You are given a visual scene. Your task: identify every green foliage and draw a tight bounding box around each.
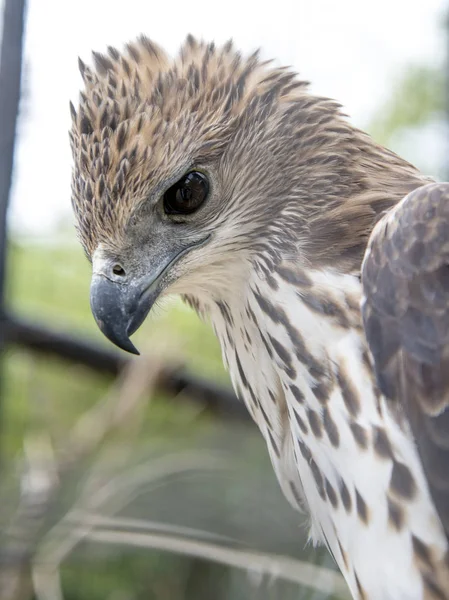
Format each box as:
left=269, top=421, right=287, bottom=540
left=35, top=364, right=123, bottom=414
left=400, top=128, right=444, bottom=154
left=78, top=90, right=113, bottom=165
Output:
left=367, top=64, right=445, bottom=147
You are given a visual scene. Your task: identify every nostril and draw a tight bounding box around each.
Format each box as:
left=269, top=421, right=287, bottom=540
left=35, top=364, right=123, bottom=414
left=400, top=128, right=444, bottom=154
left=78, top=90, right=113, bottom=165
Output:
left=112, top=264, right=126, bottom=277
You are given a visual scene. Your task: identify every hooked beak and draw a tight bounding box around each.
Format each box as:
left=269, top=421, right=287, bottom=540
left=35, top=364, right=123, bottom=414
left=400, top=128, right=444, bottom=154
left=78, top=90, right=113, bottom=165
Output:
left=90, top=273, right=156, bottom=355
left=90, top=236, right=210, bottom=355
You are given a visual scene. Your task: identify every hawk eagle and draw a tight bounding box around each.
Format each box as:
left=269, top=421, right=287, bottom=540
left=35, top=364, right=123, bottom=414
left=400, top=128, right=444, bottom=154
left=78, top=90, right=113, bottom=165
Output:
left=70, top=36, right=449, bottom=599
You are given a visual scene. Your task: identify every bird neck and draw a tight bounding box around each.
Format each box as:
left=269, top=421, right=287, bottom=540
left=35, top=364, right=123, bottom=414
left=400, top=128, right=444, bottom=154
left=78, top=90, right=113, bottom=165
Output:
left=197, top=260, right=447, bottom=600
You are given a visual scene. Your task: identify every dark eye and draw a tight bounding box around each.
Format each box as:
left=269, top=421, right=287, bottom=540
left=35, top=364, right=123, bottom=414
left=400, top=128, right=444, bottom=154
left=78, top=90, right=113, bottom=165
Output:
left=163, top=171, right=209, bottom=215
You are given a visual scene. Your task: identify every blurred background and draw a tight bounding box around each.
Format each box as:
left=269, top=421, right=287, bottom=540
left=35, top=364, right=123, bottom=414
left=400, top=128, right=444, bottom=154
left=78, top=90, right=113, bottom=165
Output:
left=0, top=0, right=448, bottom=598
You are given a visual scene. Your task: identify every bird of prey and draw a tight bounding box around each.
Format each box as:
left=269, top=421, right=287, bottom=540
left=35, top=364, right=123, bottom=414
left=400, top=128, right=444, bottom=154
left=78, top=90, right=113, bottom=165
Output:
left=69, top=36, right=449, bottom=599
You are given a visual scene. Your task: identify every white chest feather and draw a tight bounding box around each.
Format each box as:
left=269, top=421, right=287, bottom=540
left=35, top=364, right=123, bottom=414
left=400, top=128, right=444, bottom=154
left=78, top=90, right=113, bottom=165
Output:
left=203, top=265, right=448, bottom=600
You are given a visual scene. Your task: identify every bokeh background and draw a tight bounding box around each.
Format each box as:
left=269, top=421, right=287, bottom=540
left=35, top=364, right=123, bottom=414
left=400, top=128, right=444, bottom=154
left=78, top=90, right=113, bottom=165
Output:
left=1, top=1, right=448, bottom=598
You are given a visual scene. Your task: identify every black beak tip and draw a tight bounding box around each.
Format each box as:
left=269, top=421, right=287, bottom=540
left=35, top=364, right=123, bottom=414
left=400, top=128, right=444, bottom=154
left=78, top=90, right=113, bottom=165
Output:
left=127, top=344, right=141, bottom=356
left=95, top=317, right=141, bottom=356
left=119, top=338, right=141, bottom=356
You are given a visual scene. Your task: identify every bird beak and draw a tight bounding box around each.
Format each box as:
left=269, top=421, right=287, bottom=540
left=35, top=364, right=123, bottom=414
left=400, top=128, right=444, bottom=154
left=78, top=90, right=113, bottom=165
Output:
left=89, top=235, right=211, bottom=355
left=90, top=272, right=158, bottom=355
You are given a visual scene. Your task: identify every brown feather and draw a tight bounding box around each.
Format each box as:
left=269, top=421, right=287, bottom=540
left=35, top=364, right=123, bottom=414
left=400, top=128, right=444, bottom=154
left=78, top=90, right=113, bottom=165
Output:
left=362, top=183, right=449, bottom=546
left=70, top=35, right=430, bottom=267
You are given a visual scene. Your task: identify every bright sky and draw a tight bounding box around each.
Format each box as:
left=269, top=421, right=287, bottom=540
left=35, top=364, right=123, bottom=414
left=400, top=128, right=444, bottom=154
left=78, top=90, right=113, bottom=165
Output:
left=7, top=0, right=448, bottom=235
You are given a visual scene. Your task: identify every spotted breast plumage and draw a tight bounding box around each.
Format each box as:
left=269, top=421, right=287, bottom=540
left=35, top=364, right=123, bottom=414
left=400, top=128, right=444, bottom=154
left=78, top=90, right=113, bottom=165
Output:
left=69, top=35, right=449, bottom=599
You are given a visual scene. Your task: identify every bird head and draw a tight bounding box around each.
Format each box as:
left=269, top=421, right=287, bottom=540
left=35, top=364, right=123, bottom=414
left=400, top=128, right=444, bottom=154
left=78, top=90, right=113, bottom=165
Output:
left=70, top=35, right=424, bottom=354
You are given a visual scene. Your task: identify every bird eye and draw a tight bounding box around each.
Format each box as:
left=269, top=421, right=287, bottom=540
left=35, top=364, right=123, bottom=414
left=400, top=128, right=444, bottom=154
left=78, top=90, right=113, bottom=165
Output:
left=163, top=171, right=209, bottom=215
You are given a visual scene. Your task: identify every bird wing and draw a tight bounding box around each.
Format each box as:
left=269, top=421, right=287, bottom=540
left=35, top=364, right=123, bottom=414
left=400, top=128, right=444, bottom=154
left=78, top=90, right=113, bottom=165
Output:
left=361, top=182, right=449, bottom=541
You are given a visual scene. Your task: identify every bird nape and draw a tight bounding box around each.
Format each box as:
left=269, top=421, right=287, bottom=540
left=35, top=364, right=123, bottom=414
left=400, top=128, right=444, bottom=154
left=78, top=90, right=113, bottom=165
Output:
left=70, top=35, right=449, bottom=600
